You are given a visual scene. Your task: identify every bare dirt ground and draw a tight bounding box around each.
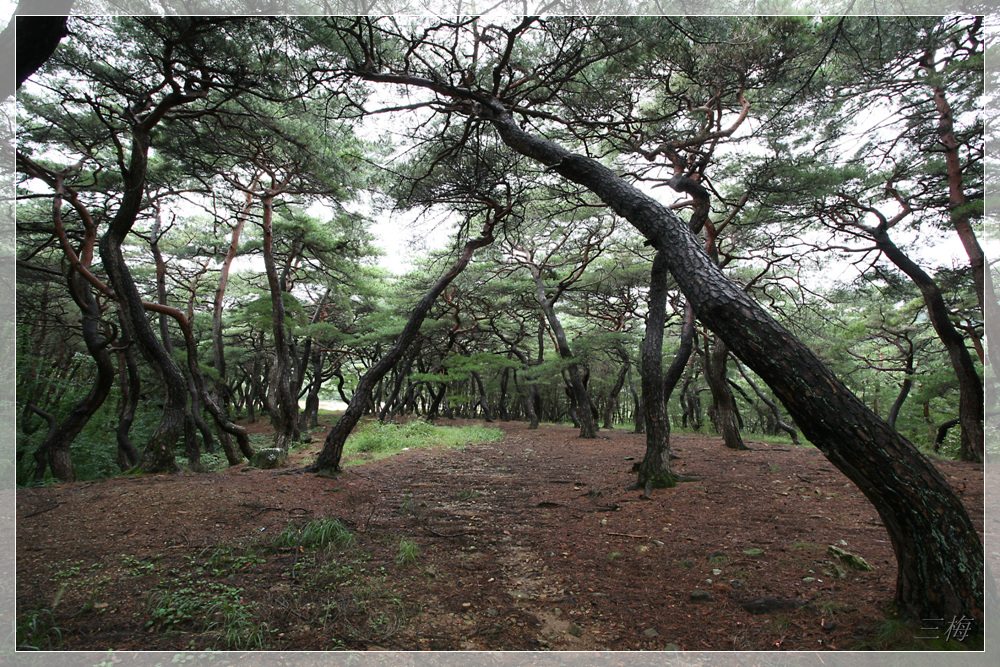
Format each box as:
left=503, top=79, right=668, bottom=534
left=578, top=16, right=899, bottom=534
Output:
left=15, top=418, right=986, bottom=652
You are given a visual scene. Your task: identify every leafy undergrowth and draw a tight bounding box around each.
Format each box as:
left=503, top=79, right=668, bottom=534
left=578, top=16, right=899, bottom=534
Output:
left=15, top=420, right=987, bottom=652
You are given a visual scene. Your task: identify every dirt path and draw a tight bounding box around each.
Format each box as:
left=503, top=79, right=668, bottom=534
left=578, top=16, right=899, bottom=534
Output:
left=15, top=420, right=986, bottom=651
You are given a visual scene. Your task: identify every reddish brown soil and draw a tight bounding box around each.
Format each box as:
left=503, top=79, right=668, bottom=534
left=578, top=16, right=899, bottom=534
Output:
left=15, top=419, right=985, bottom=652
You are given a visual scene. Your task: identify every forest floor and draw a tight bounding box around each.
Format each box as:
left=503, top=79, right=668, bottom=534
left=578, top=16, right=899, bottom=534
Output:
left=15, top=417, right=987, bottom=652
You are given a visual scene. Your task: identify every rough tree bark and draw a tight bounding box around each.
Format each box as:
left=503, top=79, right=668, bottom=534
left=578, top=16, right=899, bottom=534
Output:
left=633, top=250, right=677, bottom=490
left=887, top=343, right=915, bottom=431
left=113, top=312, right=141, bottom=471
left=96, top=85, right=209, bottom=474
left=261, top=191, right=300, bottom=451
left=13, top=15, right=69, bottom=89
left=211, top=185, right=256, bottom=462
left=922, top=37, right=985, bottom=313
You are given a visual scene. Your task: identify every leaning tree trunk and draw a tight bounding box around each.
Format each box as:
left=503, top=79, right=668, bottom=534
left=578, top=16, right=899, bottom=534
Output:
left=150, top=301, right=255, bottom=463
left=603, top=349, right=630, bottom=429
left=925, top=57, right=985, bottom=313
left=734, top=359, right=800, bottom=445
left=470, top=370, right=493, bottom=422
left=308, top=223, right=496, bottom=472
left=873, top=229, right=983, bottom=463
left=150, top=219, right=214, bottom=461
left=298, top=351, right=326, bottom=432
left=31, top=194, right=117, bottom=482
left=887, top=345, right=915, bottom=430
left=482, top=102, right=983, bottom=625
left=211, top=186, right=255, bottom=461
left=528, top=266, right=597, bottom=438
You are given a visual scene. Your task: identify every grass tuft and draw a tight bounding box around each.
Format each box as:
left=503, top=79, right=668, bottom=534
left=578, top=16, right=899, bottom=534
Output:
left=272, top=518, right=354, bottom=551
left=396, top=538, right=420, bottom=565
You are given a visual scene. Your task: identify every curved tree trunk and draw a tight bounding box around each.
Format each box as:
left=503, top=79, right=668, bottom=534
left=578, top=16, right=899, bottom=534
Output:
left=309, top=224, right=497, bottom=472
left=887, top=346, right=915, bottom=430
left=470, top=370, right=493, bottom=422
left=19, top=165, right=118, bottom=481
left=482, top=103, right=983, bottom=625
left=34, top=228, right=116, bottom=482
left=211, top=185, right=255, bottom=413
left=379, top=342, right=421, bottom=423
left=148, top=300, right=255, bottom=462
left=96, top=88, right=206, bottom=475
left=872, top=229, right=983, bottom=463
left=261, top=192, right=300, bottom=451
left=924, top=52, right=985, bottom=313
left=298, top=350, right=326, bottom=432
left=27, top=403, right=57, bottom=482
left=12, top=16, right=69, bottom=90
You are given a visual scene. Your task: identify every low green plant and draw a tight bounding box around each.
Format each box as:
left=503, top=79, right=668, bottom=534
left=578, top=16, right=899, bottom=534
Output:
left=146, top=581, right=269, bottom=650
left=396, top=538, right=420, bottom=565
left=193, top=544, right=266, bottom=577
left=51, top=561, right=84, bottom=582
left=607, top=551, right=623, bottom=561
left=272, top=518, right=354, bottom=551
left=16, top=606, right=66, bottom=649
left=120, top=554, right=160, bottom=576
left=400, top=493, right=414, bottom=512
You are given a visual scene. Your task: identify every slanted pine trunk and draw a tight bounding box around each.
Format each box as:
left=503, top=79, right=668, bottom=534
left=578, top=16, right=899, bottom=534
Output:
left=34, top=197, right=116, bottom=482
left=924, top=49, right=985, bottom=312
left=309, top=225, right=496, bottom=472
left=484, top=103, right=983, bottom=625
left=603, top=350, right=630, bottom=429
left=873, top=229, right=983, bottom=462
left=734, top=359, right=800, bottom=445
left=528, top=266, right=596, bottom=438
